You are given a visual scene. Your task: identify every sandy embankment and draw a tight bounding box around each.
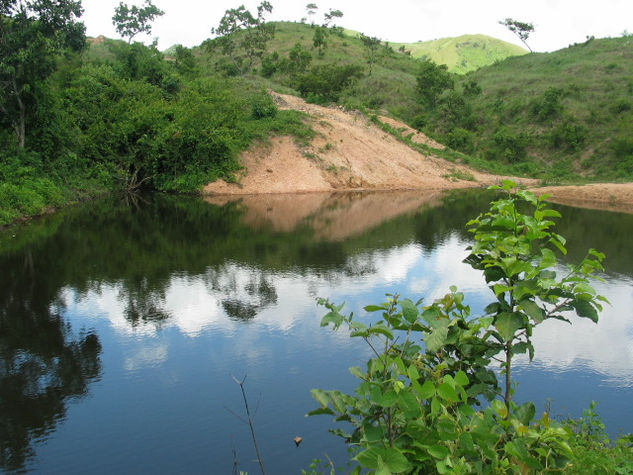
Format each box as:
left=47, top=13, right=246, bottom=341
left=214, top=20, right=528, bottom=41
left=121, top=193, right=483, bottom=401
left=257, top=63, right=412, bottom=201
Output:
left=204, top=92, right=633, bottom=214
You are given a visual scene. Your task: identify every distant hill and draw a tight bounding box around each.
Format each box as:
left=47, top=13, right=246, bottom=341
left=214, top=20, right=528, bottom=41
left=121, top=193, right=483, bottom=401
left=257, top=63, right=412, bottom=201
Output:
left=392, top=34, right=527, bottom=74
left=342, top=30, right=527, bottom=73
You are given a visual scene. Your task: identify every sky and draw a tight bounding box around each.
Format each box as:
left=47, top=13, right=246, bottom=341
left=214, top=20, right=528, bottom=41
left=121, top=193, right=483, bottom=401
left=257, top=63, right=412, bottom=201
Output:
left=81, top=0, right=633, bottom=52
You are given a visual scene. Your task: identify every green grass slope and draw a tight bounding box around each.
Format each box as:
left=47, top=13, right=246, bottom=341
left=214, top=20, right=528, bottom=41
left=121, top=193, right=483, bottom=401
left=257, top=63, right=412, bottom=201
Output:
left=341, top=30, right=527, bottom=74
left=450, top=36, right=633, bottom=180
left=392, top=34, right=527, bottom=74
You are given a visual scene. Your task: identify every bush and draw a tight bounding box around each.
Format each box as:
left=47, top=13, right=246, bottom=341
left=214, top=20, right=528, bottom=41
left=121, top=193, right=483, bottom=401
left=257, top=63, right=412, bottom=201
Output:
left=444, top=128, right=475, bottom=153
left=530, top=87, right=564, bottom=122
left=310, top=183, right=612, bottom=474
left=489, top=128, right=529, bottom=162
left=296, top=64, right=364, bottom=103
left=549, top=120, right=588, bottom=151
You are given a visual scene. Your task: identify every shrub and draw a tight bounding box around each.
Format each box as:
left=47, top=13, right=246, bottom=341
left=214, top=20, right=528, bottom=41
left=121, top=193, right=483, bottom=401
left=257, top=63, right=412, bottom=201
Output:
left=530, top=87, right=564, bottom=122
left=549, top=120, right=588, bottom=151
left=296, top=64, right=364, bottom=104
left=444, top=128, right=475, bottom=153
left=310, top=183, right=610, bottom=474
left=489, top=128, right=529, bottom=163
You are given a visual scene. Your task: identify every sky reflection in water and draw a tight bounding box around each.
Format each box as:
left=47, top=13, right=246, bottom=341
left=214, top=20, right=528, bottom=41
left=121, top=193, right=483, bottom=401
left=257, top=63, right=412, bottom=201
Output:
left=2, top=190, right=632, bottom=473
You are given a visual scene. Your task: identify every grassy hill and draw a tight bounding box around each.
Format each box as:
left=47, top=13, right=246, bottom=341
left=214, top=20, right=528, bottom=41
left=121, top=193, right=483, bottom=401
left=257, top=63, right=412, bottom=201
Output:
left=442, top=36, right=633, bottom=180
left=340, top=30, right=526, bottom=74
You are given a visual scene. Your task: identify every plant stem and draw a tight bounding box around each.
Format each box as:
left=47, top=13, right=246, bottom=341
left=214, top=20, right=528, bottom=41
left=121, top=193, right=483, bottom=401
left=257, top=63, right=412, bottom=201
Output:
left=232, top=375, right=266, bottom=475
left=504, top=342, right=512, bottom=414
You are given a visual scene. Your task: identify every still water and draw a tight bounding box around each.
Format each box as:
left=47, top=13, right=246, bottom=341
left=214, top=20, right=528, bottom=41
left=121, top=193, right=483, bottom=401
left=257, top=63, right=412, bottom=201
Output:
left=1, top=190, right=632, bottom=473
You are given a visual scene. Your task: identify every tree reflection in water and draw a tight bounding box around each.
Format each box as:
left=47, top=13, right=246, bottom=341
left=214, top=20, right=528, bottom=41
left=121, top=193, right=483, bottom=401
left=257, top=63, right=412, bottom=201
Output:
left=0, top=249, right=102, bottom=472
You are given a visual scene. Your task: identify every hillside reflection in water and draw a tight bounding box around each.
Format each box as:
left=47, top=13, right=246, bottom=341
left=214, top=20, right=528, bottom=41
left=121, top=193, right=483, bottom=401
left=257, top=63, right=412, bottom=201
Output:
left=1, top=190, right=632, bottom=474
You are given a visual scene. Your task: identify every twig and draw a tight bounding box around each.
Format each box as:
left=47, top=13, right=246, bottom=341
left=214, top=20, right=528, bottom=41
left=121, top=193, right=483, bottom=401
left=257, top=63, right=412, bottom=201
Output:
left=231, top=374, right=266, bottom=475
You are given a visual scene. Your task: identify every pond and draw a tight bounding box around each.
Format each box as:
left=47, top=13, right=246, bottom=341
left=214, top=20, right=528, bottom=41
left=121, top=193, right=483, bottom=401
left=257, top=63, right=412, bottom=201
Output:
left=1, top=189, right=632, bottom=474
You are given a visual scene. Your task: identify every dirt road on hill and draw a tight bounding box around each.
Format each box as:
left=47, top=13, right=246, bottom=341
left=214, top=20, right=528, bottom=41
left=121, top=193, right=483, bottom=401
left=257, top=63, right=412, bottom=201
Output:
left=203, top=92, right=633, bottom=214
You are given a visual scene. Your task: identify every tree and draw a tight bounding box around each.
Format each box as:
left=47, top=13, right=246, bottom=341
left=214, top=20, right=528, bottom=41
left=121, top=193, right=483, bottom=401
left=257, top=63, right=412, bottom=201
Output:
left=310, top=183, right=608, bottom=473
left=312, top=25, right=327, bottom=56
left=112, top=0, right=164, bottom=44
left=359, top=33, right=381, bottom=76
left=305, top=2, right=317, bottom=26
left=0, top=0, right=85, bottom=148
left=210, top=1, right=274, bottom=74
left=322, top=8, right=342, bottom=27
left=499, top=17, right=534, bottom=53
left=416, top=60, right=454, bottom=108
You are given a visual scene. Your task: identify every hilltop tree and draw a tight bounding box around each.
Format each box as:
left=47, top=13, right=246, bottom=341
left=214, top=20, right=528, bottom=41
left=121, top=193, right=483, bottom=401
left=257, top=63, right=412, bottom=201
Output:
left=0, top=0, right=85, bottom=148
left=112, top=0, right=164, bottom=43
left=322, top=8, right=342, bottom=27
left=499, top=17, right=534, bottom=52
left=210, top=1, right=275, bottom=74
left=306, top=3, right=317, bottom=26
left=359, top=34, right=381, bottom=76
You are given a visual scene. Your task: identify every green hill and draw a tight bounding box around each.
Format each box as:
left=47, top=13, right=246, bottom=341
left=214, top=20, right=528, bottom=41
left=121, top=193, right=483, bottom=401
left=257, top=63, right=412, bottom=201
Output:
left=438, top=36, right=633, bottom=180
left=392, top=34, right=527, bottom=74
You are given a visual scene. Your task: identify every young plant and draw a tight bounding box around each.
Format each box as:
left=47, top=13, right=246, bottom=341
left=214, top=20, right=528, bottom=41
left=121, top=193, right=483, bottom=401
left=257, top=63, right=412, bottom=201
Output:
left=464, top=181, right=607, bottom=409
left=309, top=183, right=608, bottom=473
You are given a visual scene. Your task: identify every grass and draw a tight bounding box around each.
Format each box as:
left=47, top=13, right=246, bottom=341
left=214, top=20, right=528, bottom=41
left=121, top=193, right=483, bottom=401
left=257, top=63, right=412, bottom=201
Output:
left=449, top=36, right=633, bottom=181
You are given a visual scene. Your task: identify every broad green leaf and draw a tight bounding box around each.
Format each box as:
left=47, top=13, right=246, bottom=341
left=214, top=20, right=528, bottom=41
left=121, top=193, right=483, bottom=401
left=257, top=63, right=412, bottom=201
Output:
left=425, top=326, right=448, bottom=353
left=368, top=325, right=394, bottom=339
left=407, top=364, right=420, bottom=382
left=419, top=380, right=435, bottom=400
left=437, top=382, right=459, bottom=403
left=494, top=312, right=524, bottom=342
left=514, top=402, right=536, bottom=425
left=571, top=299, right=599, bottom=322
left=349, top=366, right=365, bottom=379
left=454, top=370, right=469, bottom=387
left=311, top=388, right=331, bottom=407
left=355, top=447, right=410, bottom=473
left=364, top=305, right=386, bottom=312
left=400, top=298, right=419, bottom=323
left=427, top=444, right=449, bottom=459
left=320, top=311, right=342, bottom=327
left=518, top=300, right=545, bottom=323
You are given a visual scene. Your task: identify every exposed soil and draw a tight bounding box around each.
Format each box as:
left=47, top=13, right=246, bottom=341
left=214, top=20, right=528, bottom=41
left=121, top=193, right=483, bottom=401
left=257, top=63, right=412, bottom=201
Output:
left=203, top=92, right=633, bottom=214
left=533, top=183, right=633, bottom=214
left=203, top=92, right=535, bottom=195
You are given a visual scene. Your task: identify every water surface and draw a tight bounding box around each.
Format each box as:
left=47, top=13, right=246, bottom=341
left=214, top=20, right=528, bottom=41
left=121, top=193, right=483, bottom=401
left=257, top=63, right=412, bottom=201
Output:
left=1, top=190, right=632, bottom=473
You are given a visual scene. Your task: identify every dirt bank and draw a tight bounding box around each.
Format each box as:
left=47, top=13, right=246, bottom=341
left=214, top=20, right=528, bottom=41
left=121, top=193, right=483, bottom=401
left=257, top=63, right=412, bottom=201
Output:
left=203, top=92, right=633, bottom=214
left=203, top=92, right=535, bottom=195
left=533, top=183, right=633, bottom=214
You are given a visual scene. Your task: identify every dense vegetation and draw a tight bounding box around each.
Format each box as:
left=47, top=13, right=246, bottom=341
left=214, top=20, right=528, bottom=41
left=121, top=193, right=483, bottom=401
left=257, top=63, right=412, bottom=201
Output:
left=0, top=3, right=312, bottom=227
left=309, top=184, right=633, bottom=474
left=3, top=1, right=633, bottom=226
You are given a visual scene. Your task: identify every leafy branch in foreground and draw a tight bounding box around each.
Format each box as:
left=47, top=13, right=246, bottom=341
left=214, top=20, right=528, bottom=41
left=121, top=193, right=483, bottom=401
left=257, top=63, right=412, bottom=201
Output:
left=309, top=182, right=611, bottom=474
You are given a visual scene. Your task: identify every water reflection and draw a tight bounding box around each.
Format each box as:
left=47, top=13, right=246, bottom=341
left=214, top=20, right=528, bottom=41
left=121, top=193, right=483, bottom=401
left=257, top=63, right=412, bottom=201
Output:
left=0, top=248, right=102, bottom=472
left=1, top=189, right=633, bottom=472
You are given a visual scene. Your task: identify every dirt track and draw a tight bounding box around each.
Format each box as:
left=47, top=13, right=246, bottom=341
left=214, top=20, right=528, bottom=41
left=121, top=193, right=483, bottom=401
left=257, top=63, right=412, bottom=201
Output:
left=204, top=93, right=633, bottom=214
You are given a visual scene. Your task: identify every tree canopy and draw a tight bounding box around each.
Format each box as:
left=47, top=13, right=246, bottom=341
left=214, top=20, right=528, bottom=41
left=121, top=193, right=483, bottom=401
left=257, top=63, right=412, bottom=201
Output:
left=112, top=0, right=164, bottom=43
left=0, top=0, right=85, bottom=148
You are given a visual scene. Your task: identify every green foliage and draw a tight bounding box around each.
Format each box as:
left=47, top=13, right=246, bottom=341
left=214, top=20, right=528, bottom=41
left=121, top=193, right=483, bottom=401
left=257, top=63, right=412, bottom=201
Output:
left=530, top=87, right=564, bottom=122
left=489, top=128, right=528, bottom=163
left=310, top=184, right=611, bottom=474
left=111, top=0, right=164, bottom=43
left=499, top=18, right=535, bottom=53
left=0, top=0, right=85, bottom=148
left=296, top=64, right=363, bottom=104
left=416, top=61, right=455, bottom=108
left=549, top=120, right=587, bottom=151
left=210, top=1, right=275, bottom=75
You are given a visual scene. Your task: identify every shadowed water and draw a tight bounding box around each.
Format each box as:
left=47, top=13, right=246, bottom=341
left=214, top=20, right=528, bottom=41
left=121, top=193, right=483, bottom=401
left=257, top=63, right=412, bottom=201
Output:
left=1, top=190, right=632, bottom=474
